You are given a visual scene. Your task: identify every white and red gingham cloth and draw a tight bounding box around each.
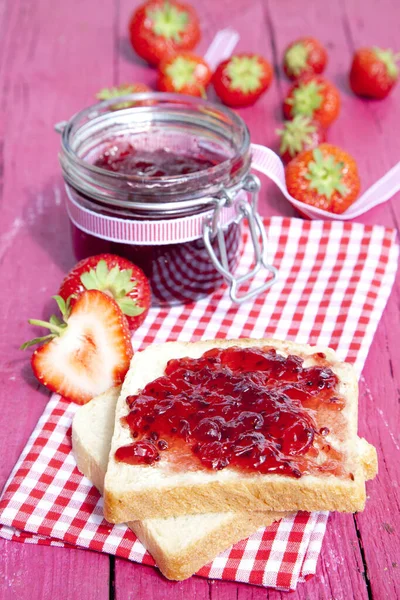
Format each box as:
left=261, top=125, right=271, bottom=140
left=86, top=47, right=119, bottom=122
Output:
left=0, top=217, right=398, bottom=591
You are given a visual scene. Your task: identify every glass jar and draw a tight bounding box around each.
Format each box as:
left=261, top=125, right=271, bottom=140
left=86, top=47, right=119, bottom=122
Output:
left=57, top=93, right=276, bottom=306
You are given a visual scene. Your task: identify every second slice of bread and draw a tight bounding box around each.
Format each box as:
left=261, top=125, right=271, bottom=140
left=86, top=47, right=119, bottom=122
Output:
left=104, top=338, right=378, bottom=523
left=72, top=388, right=285, bottom=580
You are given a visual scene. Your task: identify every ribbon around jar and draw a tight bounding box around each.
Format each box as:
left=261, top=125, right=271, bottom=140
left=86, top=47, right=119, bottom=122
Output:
left=65, top=187, right=242, bottom=245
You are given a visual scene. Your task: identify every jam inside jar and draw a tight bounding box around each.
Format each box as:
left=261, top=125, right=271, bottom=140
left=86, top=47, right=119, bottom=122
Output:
left=93, top=143, right=220, bottom=176
left=59, top=93, right=254, bottom=306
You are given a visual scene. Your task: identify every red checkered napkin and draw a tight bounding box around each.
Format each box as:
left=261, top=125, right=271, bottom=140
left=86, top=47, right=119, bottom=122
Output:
left=0, top=217, right=397, bottom=591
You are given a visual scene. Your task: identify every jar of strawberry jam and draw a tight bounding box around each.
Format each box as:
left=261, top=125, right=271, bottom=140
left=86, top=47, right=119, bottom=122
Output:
left=57, top=93, right=277, bottom=306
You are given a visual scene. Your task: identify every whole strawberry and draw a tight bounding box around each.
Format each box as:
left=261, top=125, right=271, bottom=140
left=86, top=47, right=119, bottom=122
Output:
left=157, top=52, right=212, bottom=97
left=276, top=115, right=326, bottom=164
left=350, top=47, right=400, bottom=99
left=96, top=83, right=152, bottom=110
left=283, top=37, right=328, bottom=80
left=212, top=53, right=273, bottom=107
left=129, top=0, right=200, bottom=66
left=283, top=74, right=340, bottom=128
left=285, top=144, right=360, bottom=214
left=59, top=255, right=151, bottom=332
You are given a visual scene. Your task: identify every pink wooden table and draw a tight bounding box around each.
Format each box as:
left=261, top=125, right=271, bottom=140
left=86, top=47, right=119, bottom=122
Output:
left=1, top=0, right=399, bottom=598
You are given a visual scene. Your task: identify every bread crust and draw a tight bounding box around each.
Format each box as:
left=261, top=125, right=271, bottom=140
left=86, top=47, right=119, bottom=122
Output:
left=130, top=511, right=281, bottom=581
left=104, top=338, right=378, bottom=522
left=104, top=469, right=367, bottom=522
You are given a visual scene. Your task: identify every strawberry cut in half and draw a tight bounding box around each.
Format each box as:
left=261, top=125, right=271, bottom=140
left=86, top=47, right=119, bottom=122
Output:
left=21, top=291, right=133, bottom=405
left=212, top=53, right=273, bottom=107
left=59, top=255, right=151, bottom=332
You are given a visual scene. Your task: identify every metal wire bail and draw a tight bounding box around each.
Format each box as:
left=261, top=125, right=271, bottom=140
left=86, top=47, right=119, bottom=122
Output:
left=203, top=174, right=278, bottom=303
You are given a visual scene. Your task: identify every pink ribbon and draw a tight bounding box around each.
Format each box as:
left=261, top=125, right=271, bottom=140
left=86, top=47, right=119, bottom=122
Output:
left=66, top=187, right=242, bottom=245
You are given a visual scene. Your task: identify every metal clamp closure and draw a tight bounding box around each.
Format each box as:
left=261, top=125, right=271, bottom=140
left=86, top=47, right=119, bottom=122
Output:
left=203, top=174, right=278, bottom=304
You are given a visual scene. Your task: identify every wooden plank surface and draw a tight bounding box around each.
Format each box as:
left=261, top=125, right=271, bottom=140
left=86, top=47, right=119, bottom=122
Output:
left=0, top=0, right=399, bottom=599
left=338, top=5, right=400, bottom=599
left=0, top=0, right=114, bottom=597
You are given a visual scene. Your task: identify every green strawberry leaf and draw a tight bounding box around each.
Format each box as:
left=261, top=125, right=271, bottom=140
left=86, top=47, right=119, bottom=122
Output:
left=287, top=81, right=323, bottom=117
left=95, top=260, right=109, bottom=285
left=52, top=295, right=67, bottom=317
left=148, top=2, right=189, bottom=42
left=118, top=297, right=145, bottom=317
left=20, top=334, right=56, bottom=350
left=106, top=265, right=121, bottom=288
left=21, top=296, right=71, bottom=349
left=226, top=56, right=265, bottom=94
left=285, top=42, right=309, bottom=77
left=304, top=148, right=349, bottom=199
left=96, top=84, right=148, bottom=109
left=80, top=271, right=99, bottom=290
left=373, top=47, right=400, bottom=80
left=79, top=261, right=141, bottom=308
left=50, top=315, right=64, bottom=327
left=276, top=115, right=317, bottom=157
left=165, top=56, right=198, bottom=91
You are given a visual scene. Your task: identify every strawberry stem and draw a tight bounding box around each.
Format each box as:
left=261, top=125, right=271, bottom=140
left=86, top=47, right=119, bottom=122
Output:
left=28, top=319, right=64, bottom=335
left=148, top=2, right=189, bottom=41
left=304, top=148, right=349, bottom=199
left=21, top=296, right=72, bottom=350
left=373, top=47, right=399, bottom=80
left=287, top=81, right=323, bottom=117
left=226, top=56, right=265, bottom=93
left=165, top=56, right=199, bottom=91
left=20, top=334, right=56, bottom=350
left=285, top=43, right=309, bottom=77
left=276, top=115, right=317, bottom=157
left=96, top=84, right=148, bottom=109
left=79, top=260, right=144, bottom=318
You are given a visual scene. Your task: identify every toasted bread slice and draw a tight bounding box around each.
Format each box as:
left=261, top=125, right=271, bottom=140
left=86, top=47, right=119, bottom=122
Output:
left=104, top=339, right=378, bottom=522
left=72, top=388, right=285, bottom=580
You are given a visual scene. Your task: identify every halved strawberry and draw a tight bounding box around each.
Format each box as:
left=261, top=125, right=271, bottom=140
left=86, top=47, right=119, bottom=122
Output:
left=21, top=291, right=133, bottom=405
left=59, top=255, right=151, bottom=332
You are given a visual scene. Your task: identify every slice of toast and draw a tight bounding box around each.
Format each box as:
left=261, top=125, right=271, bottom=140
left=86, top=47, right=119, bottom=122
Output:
left=104, top=339, right=378, bottom=522
left=72, top=388, right=286, bottom=580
